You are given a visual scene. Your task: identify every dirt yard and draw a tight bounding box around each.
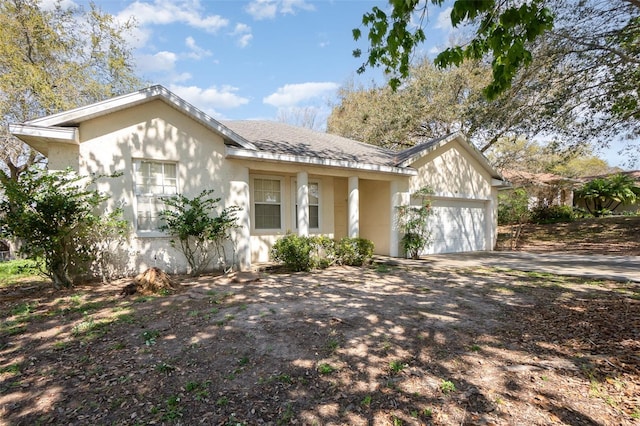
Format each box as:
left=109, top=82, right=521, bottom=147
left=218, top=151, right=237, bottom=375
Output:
left=1, top=260, right=638, bottom=425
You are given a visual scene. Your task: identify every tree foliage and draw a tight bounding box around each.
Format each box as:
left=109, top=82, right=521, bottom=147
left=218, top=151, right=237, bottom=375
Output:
left=0, top=0, right=142, bottom=180
left=575, top=174, right=640, bottom=216
left=353, top=0, right=553, bottom=97
left=352, top=1, right=640, bottom=161
left=0, top=167, right=126, bottom=288
left=159, top=190, right=240, bottom=276
left=328, top=60, right=491, bottom=150
left=497, top=188, right=530, bottom=250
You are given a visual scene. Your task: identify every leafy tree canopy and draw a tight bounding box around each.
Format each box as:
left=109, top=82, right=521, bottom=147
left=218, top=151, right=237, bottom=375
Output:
left=0, top=0, right=143, bottom=180
left=345, top=1, right=639, bottom=163
left=353, top=0, right=554, bottom=97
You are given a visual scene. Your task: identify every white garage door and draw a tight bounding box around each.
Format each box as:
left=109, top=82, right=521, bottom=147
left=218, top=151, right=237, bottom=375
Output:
left=421, top=198, right=488, bottom=255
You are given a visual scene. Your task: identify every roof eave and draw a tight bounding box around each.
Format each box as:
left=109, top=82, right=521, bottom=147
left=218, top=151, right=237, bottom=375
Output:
left=226, top=147, right=417, bottom=176
left=9, top=124, right=79, bottom=156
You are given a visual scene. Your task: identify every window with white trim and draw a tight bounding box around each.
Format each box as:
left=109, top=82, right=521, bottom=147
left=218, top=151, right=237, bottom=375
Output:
left=134, top=160, right=178, bottom=232
left=253, top=177, right=282, bottom=230
left=295, top=181, right=320, bottom=229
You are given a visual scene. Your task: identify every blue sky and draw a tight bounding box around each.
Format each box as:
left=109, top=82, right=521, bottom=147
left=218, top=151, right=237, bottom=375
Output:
left=51, top=0, right=632, bottom=168
left=85, top=0, right=454, bottom=126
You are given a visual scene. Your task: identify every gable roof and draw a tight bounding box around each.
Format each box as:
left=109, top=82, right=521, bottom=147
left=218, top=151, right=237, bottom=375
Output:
left=10, top=85, right=256, bottom=150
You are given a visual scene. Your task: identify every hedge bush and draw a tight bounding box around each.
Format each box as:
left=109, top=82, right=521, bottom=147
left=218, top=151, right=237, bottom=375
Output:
left=271, top=235, right=374, bottom=271
left=335, top=237, right=374, bottom=266
left=529, top=205, right=577, bottom=224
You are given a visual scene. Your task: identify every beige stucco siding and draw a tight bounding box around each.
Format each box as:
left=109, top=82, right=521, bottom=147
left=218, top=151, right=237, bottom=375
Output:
left=359, top=179, right=390, bottom=255
left=74, top=100, right=239, bottom=274
left=409, top=141, right=492, bottom=199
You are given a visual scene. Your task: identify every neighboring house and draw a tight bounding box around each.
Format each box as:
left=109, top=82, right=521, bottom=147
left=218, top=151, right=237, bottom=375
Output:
left=500, top=169, right=579, bottom=209
left=574, top=170, right=640, bottom=214
left=9, top=85, right=507, bottom=274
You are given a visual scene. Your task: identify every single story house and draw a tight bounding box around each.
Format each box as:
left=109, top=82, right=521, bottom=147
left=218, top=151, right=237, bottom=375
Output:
left=500, top=169, right=580, bottom=209
left=9, top=85, right=507, bottom=274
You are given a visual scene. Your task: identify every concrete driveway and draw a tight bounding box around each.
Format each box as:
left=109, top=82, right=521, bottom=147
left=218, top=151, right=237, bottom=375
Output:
left=382, top=251, right=640, bottom=283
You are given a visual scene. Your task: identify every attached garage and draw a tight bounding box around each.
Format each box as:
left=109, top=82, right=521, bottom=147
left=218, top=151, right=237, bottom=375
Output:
left=422, top=198, right=489, bottom=254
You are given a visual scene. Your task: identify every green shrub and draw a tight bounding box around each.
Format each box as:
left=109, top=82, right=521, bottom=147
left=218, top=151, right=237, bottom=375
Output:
left=335, top=237, right=374, bottom=266
left=271, top=234, right=315, bottom=272
left=271, top=235, right=374, bottom=271
left=530, top=205, right=576, bottom=224
left=0, top=259, right=40, bottom=276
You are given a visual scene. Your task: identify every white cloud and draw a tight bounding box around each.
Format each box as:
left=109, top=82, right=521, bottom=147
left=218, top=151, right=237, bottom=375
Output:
left=185, top=36, right=212, bottom=60
left=169, top=84, right=250, bottom=110
left=117, top=0, right=229, bottom=33
left=245, top=0, right=315, bottom=20
left=280, top=0, right=315, bottom=15
left=237, top=33, right=254, bottom=48
left=136, top=51, right=178, bottom=74
left=232, top=23, right=253, bottom=48
left=434, top=6, right=453, bottom=31
left=263, top=82, right=339, bottom=108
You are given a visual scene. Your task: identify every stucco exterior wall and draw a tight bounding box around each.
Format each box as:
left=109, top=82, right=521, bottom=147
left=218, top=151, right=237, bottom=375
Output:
left=359, top=179, right=391, bottom=255
left=75, top=100, right=240, bottom=274
left=406, top=139, right=498, bottom=253
left=409, top=141, right=492, bottom=199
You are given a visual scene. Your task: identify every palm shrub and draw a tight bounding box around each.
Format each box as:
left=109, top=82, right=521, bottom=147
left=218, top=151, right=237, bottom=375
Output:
left=575, top=174, right=640, bottom=217
left=159, top=190, right=240, bottom=276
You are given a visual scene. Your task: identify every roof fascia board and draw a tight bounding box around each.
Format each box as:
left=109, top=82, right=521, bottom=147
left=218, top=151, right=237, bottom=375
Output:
left=226, top=147, right=417, bottom=176
left=395, top=133, right=459, bottom=168
left=9, top=124, right=78, bottom=144
left=26, top=86, right=257, bottom=151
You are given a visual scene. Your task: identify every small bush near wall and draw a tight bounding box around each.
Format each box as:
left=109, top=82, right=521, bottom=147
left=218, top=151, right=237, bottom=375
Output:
left=271, top=235, right=374, bottom=272
left=335, top=237, right=374, bottom=266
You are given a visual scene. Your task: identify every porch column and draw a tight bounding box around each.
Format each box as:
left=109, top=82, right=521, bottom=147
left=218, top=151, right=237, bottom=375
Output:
left=390, top=180, right=409, bottom=257
left=297, top=171, right=309, bottom=236
left=229, top=167, right=251, bottom=271
left=348, top=176, right=359, bottom=237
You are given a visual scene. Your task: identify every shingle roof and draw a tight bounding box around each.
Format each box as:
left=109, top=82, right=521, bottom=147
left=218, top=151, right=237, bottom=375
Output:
left=222, top=120, right=397, bottom=166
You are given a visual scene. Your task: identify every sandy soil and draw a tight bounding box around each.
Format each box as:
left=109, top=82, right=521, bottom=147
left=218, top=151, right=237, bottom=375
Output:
left=1, top=262, right=638, bottom=425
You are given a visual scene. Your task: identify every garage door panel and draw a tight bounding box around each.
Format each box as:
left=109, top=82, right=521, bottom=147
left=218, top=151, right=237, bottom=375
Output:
left=420, top=199, right=487, bottom=255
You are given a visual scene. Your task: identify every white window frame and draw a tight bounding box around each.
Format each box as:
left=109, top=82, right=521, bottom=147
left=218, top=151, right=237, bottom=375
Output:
left=251, top=175, right=285, bottom=232
left=133, top=159, right=178, bottom=235
left=292, top=179, right=321, bottom=231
